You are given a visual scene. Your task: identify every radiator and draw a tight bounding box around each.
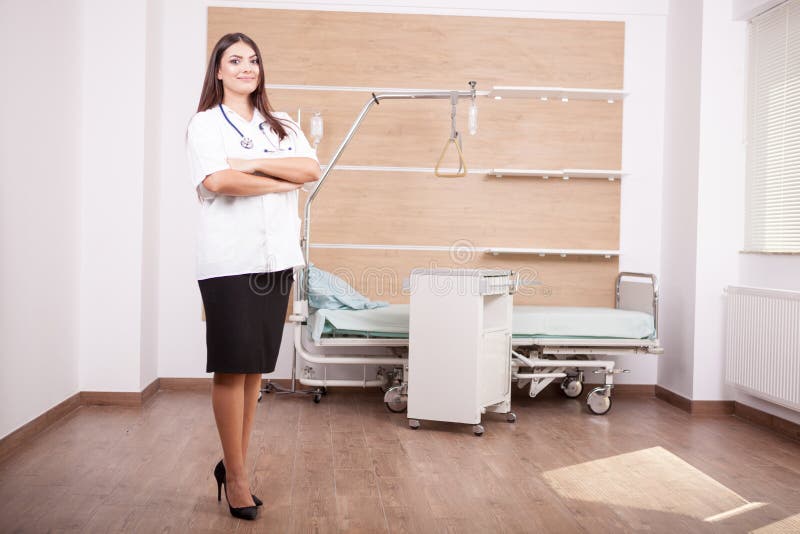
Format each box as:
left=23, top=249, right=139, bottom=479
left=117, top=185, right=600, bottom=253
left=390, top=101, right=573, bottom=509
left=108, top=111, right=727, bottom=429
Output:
left=725, top=286, right=800, bottom=411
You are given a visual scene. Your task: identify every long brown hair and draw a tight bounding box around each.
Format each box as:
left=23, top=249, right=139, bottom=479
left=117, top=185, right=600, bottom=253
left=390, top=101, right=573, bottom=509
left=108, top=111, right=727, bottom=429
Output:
left=197, top=33, right=289, bottom=140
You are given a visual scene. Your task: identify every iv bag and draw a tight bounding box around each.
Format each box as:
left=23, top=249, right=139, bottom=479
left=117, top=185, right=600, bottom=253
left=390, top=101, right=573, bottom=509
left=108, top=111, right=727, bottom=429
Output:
left=310, top=112, right=324, bottom=147
left=468, top=102, right=478, bottom=135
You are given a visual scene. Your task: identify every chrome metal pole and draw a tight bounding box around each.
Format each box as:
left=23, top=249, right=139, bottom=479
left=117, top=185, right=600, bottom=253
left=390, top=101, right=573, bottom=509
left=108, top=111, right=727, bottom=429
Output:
left=299, top=86, right=477, bottom=303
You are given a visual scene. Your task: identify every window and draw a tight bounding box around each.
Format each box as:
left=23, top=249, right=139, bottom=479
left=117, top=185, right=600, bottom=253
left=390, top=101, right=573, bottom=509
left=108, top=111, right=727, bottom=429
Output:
left=745, top=0, right=800, bottom=253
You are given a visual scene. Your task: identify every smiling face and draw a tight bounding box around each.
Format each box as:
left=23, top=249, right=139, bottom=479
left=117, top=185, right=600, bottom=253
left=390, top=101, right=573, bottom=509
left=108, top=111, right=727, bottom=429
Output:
left=216, top=41, right=261, bottom=98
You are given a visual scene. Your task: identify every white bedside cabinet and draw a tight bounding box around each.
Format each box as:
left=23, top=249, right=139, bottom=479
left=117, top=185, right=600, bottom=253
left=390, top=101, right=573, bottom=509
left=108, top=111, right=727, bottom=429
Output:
left=407, top=268, right=516, bottom=436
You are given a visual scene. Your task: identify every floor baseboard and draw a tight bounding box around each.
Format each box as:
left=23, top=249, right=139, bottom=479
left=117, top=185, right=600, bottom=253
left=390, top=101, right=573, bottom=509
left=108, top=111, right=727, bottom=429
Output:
left=158, top=377, right=213, bottom=391
left=157, top=377, right=300, bottom=391
left=1, top=378, right=161, bottom=461
left=80, top=378, right=161, bottom=407
left=80, top=391, right=145, bottom=407
left=733, top=402, right=800, bottom=442
left=653, top=386, right=800, bottom=441
left=0, top=393, right=81, bottom=463
left=142, top=378, right=160, bottom=404
left=655, top=385, right=735, bottom=415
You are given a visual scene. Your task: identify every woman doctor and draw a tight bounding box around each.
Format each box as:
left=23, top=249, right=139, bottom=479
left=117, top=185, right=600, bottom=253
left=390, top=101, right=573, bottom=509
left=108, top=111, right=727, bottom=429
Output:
left=186, top=32, right=320, bottom=521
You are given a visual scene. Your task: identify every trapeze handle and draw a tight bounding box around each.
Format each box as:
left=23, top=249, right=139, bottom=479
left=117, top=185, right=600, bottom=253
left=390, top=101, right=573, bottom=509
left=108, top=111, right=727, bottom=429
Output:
left=434, top=136, right=468, bottom=178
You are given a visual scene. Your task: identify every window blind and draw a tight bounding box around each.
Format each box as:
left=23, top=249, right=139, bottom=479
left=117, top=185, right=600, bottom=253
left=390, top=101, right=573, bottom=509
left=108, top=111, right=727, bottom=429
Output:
left=745, top=0, right=800, bottom=253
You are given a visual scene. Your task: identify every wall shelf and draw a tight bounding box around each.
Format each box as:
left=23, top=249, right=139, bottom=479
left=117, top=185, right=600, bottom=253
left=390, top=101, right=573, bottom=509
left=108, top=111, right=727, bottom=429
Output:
left=488, top=86, right=627, bottom=102
left=319, top=166, right=627, bottom=181
left=484, top=247, right=619, bottom=258
left=311, top=244, right=619, bottom=258
left=489, top=169, right=627, bottom=181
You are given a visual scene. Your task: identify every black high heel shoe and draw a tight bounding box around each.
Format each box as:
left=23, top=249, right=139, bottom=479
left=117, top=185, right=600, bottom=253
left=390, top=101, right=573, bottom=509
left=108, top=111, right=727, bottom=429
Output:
left=215, top=460, right=263, bottom=506
left=213, top=461, right=258, bottom=520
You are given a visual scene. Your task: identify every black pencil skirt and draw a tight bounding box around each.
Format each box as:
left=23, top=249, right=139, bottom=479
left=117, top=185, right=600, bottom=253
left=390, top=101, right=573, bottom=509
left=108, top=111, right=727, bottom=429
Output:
left=198, top=268, right=294, bottom=374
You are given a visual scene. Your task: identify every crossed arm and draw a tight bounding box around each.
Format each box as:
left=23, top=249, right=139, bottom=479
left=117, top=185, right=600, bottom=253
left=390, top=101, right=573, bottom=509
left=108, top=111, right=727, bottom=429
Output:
left=201, top=157, right=321, bottom=196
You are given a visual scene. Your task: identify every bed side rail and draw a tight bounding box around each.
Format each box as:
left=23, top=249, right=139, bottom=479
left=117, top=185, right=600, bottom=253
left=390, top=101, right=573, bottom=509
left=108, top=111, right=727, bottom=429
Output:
left=615, top=272, right=659, bottom=339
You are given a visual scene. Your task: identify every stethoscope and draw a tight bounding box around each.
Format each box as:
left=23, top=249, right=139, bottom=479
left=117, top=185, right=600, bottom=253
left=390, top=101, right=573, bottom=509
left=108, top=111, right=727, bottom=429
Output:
left=219, top=104, right=295, bottom=153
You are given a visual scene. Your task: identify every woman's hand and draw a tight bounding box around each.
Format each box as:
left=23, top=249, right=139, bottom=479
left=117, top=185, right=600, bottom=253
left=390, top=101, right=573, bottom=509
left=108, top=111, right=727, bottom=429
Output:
left=202, top=170, right=305, bottom=196
left=274, top=180, right=303, bottom=193
left=227, top=158, right=257, bottom=174
left=244, top=157, right=320, bottom=184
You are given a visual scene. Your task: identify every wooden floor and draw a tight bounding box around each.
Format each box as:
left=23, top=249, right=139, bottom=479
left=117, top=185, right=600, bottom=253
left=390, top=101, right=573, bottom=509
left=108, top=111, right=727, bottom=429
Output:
left=1, top=388, right=799, bottom=533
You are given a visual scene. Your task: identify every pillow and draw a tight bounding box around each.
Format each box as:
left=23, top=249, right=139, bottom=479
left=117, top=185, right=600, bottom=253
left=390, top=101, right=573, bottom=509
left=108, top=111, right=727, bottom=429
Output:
left=307, top=264, right=389, bottom=310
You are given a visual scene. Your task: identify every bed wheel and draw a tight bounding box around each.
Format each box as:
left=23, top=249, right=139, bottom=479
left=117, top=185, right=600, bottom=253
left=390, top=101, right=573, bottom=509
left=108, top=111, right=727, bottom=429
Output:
left=408, top=419, right=420, bottom=430
left=385, top=401, right=406, bottom=413
left=473, top=424, right=485, bottom=436
left=257, top=392, right=262, bottom=403
left=383, top=385, right=407, bottom=413
left=560, top=377, right=584, bottom=399
left=321, top=387, right=328, bottom=396
left=313, top=393, right=322, bottom=404
left=587, top=387, right=612, bottom=415
left=506, top=412, right=516, bottom=423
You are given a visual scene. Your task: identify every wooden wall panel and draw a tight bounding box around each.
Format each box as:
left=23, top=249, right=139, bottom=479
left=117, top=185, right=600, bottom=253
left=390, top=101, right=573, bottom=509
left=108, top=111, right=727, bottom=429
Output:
left=267, top=90, right=623, bottom=170
left=306, top=171, right=620, bottom=250
left=208, top=9, right=625, bottom=89
left=310, top=249, right=619, bottom=307
left=207, top=8, right=627, bottom=307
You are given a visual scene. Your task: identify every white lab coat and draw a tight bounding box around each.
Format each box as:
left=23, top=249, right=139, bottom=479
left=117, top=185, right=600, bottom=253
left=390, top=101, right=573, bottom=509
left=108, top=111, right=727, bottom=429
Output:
left=186, top=104, right=319, bottom=280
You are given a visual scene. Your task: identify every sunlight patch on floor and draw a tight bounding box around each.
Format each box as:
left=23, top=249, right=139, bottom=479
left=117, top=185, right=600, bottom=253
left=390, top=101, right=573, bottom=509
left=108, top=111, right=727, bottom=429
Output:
left=542, top=446, right=762, bottom=521
left=750, top=513, right=800, bottom=533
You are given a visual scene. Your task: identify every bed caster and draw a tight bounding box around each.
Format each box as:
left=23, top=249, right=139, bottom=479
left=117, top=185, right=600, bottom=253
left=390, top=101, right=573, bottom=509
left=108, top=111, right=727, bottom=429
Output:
left=408, top=419, right=420, bottom=430
left=320, top=387, right=328, bottom=396
left=506, top=412, right=516, bottom=423
left=472, top=424, right=485, bottom=436
left=586, top=387, right=612, bottom=415
left=257, top=392, right=263, bottom=403
left=383, top=385, right=407, bottom=413
left=560, top=377, right=583, bottom=399
left=313, top=393, right=322, bottom=404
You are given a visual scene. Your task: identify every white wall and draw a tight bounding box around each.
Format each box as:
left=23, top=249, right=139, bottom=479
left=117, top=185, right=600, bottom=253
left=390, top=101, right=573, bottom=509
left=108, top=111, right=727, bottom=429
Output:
left=157, top=0, right=669, bottom=384
left=691, top=0, right=747, bottom=400
left=77, top=0, right=148, bottom=392
left=156, top=0, right=208, bottom=379
left=657, top=0, right=703, bottom=399
left=657, top=0, right=751, bottom=402
left=140, top=0, right=164, bottom=390
left=0, top=0, right=83, bottom=438
left=659, top=0, right=800, bottom=425
left=739, top=255, right=800, bottom=291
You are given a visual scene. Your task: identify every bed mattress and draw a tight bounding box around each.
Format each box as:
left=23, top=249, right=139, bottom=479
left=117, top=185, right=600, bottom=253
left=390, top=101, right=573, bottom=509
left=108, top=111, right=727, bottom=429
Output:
left=309, top=304, right=655, bottom=342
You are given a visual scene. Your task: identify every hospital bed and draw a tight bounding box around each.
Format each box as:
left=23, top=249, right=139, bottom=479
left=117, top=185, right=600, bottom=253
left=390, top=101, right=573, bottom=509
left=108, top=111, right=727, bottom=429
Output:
left=290, top=271, right=661, bottom=415
left=271, top=85, right=662, bottom=416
